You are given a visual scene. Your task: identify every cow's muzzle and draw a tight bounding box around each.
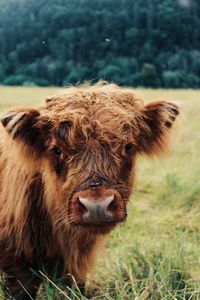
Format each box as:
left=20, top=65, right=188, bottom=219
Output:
left=69, top=187, right=126, bottom=228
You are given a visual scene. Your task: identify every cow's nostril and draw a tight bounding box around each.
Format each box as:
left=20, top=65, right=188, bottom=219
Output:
left=77, top=197, right=88, bottom=213
left=107, top=197, right=116, bottom=212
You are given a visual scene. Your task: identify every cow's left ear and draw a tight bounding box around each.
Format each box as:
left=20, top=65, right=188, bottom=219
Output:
left=137, top=100, right=180, bottom=156
left=0, top=108, right=52, bottom=153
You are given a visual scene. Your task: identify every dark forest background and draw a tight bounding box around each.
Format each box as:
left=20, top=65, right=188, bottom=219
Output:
left=0, top=0, right=200, bottom=88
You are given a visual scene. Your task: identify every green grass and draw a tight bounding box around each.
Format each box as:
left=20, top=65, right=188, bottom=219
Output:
left=0, top=86, right=200, bottom=299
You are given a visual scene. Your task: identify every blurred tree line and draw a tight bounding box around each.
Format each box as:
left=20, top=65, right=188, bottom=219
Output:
left=0, top=0, right=200, bottom=87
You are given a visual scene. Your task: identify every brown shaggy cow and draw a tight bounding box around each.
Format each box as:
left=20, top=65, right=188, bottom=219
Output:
left=0, top=82, right=179, bottom=299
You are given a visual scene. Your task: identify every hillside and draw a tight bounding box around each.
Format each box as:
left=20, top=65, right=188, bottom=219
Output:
left=0, top=0, right=200, bottom=87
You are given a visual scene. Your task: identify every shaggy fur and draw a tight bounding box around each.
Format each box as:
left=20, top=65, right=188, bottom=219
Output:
left=0, top=82, right=179, bottom=299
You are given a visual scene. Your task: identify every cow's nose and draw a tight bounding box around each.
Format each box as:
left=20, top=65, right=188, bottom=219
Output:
left=78, top=195, right=115, bottom=224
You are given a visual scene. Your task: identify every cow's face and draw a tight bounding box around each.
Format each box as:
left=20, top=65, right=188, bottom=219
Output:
left=0, top=86, right=179, bottom=234
left=45, top=113, right=137, bottom=234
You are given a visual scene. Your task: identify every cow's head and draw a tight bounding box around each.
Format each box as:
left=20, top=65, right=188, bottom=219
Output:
left=0, top=84, right=179, bottom=234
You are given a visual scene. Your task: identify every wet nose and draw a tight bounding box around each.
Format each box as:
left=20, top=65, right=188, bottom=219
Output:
left=78, top=195, right=115, bottom=224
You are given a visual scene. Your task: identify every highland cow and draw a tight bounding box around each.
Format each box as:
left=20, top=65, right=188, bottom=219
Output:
left=0, top=83, right=179, bottom=299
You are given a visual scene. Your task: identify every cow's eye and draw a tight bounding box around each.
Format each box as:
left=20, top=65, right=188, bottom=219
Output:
left=125, top=143, right=133, bottom=153
left=52, top=146, right=61, bottom=156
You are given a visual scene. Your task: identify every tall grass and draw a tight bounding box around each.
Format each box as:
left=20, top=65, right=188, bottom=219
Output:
left=0, top=87, right=200, bottom=299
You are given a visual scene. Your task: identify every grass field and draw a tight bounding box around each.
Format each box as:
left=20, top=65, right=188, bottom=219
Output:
left=0, top=86, right=200, bottom=299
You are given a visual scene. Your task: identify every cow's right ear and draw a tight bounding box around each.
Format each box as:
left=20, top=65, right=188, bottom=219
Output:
left=135, top=100, right=179, bottom=156
left=0, top=108, right=52, bottom=153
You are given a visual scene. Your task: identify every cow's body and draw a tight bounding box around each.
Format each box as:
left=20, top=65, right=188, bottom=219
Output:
left=0, top=141, right=100, bottom=297
left=0, top=83, right=179, bottom=299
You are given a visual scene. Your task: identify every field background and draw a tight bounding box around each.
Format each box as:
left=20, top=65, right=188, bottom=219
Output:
left=0, top=87, right=200, bottom=299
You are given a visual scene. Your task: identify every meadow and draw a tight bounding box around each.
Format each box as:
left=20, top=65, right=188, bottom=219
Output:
left=0, top=86, right=200, bottom=299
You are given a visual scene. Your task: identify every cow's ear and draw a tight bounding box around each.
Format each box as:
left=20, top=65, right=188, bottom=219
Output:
left=0, top=108, right=52, bottom=153
left=137, top=100, right=180, bottom=156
